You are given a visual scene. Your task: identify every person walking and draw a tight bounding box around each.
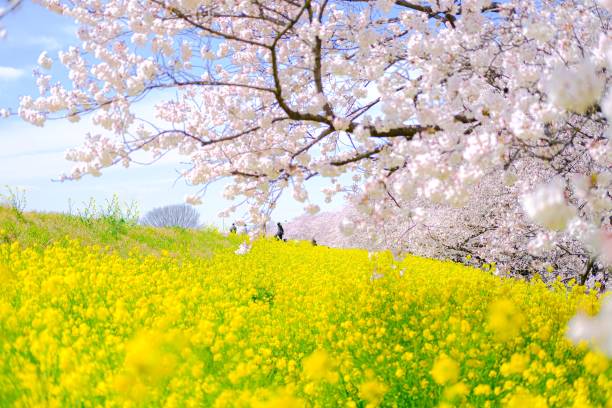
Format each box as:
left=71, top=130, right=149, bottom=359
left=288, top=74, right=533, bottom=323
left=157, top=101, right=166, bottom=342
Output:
left=274, top=222, right=284, bottom=241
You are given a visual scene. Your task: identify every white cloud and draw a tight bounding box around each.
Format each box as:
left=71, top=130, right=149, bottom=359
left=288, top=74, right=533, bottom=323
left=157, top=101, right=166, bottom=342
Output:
left=0, top=66, right=24, bottom=81
left=0, top=119, right=87, bottom=157
left=0, top=150, right=71, bottom=181
left=22, top=35, right=63, bottom=50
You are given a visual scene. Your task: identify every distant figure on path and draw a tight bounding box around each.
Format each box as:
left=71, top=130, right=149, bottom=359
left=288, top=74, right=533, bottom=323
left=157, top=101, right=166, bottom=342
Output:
left=311, top=237, right=317, bottom=246
left=229, top=223, right=237, bottom=233
left=274, top=222, right=284, bottom=240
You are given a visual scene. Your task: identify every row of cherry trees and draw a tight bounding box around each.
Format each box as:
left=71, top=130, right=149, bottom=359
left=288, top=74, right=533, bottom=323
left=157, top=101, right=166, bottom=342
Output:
left=290, top=163, right=608, bottom=286
left=6, top=0, right=612, bottom=283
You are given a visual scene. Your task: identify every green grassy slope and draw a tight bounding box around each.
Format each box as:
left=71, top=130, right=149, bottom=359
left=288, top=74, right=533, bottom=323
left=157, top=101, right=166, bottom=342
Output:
left=0, top=206, right=239, bottom=257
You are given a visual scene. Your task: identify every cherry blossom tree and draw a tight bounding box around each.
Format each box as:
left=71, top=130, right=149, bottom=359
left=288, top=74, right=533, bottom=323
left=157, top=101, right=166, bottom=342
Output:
left=16, top=0, right=612, bottom=281
left=0, top=0, right=22, bottom=38
left=285, top=208, right=361, bottom=248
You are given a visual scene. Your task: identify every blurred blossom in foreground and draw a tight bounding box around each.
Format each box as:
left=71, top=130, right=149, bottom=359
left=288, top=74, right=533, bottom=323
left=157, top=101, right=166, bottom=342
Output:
left=235, top=242, right=251, bottom=255
left=567, top=297, right=612, bottom=357
left=339, top=218, right=355, bottom=236
left=37, top=51, right=53, bottom=70
left=526, top=231, right=555, bottom=256
left=545, top=60, right=605, bottom=114
left=184, top=195, right=202, bottom=206
left=521, top=179, right=575, bottom=231
left=600, top=225, right=612, bottom=265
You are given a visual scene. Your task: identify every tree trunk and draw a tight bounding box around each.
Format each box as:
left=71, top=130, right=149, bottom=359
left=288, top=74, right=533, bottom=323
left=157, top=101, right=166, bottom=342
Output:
left=579, top=258, right=595, bottom=286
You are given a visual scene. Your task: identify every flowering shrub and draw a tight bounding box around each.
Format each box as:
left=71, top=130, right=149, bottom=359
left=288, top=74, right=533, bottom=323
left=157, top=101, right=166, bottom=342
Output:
left=0, top=238, right=610, bottom=406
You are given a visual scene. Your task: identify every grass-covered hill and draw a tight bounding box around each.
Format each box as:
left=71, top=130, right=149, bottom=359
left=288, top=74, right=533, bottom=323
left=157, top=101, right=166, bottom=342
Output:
left=0, top=205, right=238, bottom=257
left=0, top=208, right=610, bottom=407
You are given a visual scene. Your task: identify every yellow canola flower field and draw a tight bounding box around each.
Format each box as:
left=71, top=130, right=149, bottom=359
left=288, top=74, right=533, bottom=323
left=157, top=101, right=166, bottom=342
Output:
left=0, top=238, right=610, bottom=407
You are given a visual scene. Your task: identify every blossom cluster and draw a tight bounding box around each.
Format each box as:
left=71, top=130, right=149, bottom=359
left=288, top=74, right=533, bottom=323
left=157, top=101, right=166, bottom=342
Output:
left=0, top=237, right=610, bottom=406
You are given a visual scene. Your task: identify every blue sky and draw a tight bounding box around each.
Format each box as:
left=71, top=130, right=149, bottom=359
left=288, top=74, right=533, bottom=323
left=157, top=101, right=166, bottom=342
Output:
left=0, top=2, right=345, bottom=228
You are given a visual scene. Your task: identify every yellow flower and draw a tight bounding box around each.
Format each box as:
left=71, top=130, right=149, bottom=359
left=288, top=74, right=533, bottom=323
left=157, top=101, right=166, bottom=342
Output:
left=443, top=382, right=469, bottom=400
left=505, top=389, right=548, bottom=408
left=254, top=391, right=305, bottom=408
left=302, top=349, right=338, bottom=383
left=474, top=384, right=491, bottom=395
left=488, top=299, right=524, bottom=342
left=431, top=354, right=460, bottom=385
left=394, top=367, right=405, bottom=378
left=358, top=379, right=388, bottom=407
left=583, top=351, right=609, bottom=375
left=123, top=331, right=175, bottom=383
left=500, top=353, right=530, bottom=377
left=303, top=381, right=316, bottom=396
